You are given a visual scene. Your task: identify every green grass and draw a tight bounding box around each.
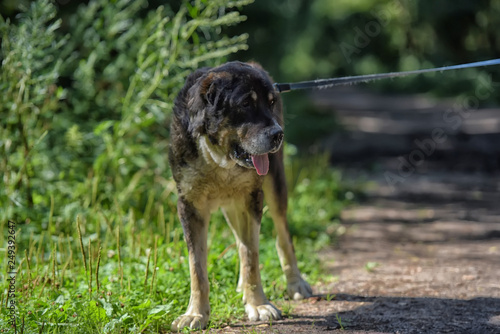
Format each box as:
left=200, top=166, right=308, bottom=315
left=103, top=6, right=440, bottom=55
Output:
left=0, top=148, right=357, bottom=333
left=336, top=314, right=346, bottom=331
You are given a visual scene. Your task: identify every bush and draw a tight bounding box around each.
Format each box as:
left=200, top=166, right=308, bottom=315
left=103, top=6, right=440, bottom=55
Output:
left=0, top=0, right=251, bottom=228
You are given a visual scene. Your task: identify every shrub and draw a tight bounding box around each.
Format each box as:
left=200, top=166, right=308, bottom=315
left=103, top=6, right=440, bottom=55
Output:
left=0, top=0, right=251, bottom=229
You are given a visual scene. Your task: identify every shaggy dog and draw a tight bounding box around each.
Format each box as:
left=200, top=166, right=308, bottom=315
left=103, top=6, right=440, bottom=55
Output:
left=169, top=61, right=312, bottom=331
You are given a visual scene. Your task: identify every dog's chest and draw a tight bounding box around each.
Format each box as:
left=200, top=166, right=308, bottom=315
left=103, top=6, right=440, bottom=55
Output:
left=180, top=163, right=261, bottom=210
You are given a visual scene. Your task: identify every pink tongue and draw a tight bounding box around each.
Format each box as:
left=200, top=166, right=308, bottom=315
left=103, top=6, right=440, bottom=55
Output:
left=251, top=154, right=269, bottom=176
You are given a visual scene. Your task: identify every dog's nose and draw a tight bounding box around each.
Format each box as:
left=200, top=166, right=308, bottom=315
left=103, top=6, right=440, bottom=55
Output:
left=269, top=127, right=284, bottom=150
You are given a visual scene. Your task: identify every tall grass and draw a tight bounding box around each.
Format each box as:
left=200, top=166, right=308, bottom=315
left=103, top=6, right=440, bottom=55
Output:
left=1, top=146, right=354, bottom=333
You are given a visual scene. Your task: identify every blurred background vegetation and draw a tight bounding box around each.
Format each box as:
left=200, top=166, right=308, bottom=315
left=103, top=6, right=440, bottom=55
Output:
left=231, top=0, right=500, bottom=85
left=229, top=0, right=500, bottom=146
left=1, top=0, right=499, bottom=332
left=1, top=0, right=251, bottom=225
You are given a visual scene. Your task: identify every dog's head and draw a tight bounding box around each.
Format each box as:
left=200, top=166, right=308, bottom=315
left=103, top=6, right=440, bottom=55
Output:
left=187, top=61, right=284, bottom=176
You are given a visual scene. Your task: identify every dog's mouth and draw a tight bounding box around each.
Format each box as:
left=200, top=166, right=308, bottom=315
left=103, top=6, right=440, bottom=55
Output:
left=232, top=144, right=270, bottom=176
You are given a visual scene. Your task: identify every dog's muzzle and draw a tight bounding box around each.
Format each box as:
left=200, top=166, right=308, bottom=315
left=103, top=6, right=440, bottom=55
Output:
left=268, top=126, right=284, bottom=153
left=232, top=125, right=284, bottom=176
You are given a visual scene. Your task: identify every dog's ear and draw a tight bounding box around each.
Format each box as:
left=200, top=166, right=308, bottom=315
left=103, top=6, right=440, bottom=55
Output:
left=199, top=71, right=232, bottom=105
left=200, top=72, right=217, bottom=105
left=187, top=71, right=231, bottom=137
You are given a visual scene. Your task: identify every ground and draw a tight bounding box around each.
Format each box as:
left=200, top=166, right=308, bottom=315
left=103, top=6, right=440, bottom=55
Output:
left=210, top=88, right=500, bottom=334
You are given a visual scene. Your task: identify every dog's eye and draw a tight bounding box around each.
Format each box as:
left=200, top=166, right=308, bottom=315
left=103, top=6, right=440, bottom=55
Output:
left=242, top=98, right=252, bottom=108
left=269, top=98, right=275, bottom=106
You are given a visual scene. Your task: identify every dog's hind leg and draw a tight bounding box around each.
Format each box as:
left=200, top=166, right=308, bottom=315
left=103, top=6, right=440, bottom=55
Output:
left=263, top=150, right=313, bottom=300
left=222, top=191, right=282, bottom=322
left=171, top=197, right=211, bottom=331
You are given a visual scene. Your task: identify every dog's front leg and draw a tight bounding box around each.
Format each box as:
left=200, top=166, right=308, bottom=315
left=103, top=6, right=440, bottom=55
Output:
left=171, top=197, right=211, bottom=331
left=222, top=191, right=282, bottom=322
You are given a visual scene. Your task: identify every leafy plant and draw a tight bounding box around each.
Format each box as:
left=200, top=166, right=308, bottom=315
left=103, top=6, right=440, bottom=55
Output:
left=0, top=0, right=65, bottom=221
left=0, top=0, right=251, bottom=228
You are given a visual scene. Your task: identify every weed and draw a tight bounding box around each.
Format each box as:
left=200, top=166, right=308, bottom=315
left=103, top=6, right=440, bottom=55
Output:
left=325, top=293, right=336, bottom=302
left=365, top=261, right=380, bottom=272
left=336, top=313, right=346, bottom=330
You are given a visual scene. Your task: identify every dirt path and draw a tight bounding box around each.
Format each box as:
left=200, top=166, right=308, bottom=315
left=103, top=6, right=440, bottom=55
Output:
left=315, top=169, right=500, bottom=333
left=215, top=168, right=500, bottom=334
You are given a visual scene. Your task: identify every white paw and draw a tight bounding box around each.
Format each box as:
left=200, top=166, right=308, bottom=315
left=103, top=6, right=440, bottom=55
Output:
left=287, top=277, right=313, bottom=300
left=245, top=302, right=282, bottom=322
left=171, top=313, right=208, bottom=332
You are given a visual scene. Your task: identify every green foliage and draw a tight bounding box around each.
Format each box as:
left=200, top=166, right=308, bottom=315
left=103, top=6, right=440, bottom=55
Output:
left=285, top=151, right=351, bottom=244
left=0, top=0, right=353, bottom=333
left=235, top=0, right=500, bottom=89
left=1, top=0, right=65, bottom=221
left=0, top=0, right=250, bottom=226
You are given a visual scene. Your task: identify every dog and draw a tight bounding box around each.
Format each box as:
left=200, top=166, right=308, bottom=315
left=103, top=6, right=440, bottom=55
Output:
left=168, top=61, right=312, bottom=331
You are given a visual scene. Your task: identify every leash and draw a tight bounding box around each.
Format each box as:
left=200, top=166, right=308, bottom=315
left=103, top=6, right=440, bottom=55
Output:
left=274, top=58, right=500, bottom=93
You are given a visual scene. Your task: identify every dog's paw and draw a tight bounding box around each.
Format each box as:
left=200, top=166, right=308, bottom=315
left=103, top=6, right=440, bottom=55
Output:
left=171, top=314, right=208, bottom=332
left=245, top=302, right=282, bottom=322
left=287, top=277, right=313, bottom=300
